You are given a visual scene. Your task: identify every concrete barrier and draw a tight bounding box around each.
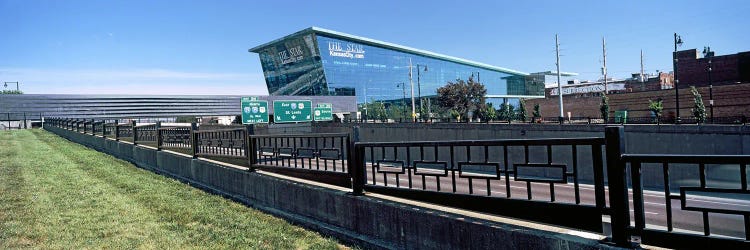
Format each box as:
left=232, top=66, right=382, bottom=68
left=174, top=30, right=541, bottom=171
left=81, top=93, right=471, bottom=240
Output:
left=133, top=146, right=157, bottom=169
left=44, top=126, right=619, bottom=249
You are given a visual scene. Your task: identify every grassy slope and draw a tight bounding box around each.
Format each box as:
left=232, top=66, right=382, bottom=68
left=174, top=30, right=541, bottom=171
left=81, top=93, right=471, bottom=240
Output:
left=0, top=129, right=342, bottom=249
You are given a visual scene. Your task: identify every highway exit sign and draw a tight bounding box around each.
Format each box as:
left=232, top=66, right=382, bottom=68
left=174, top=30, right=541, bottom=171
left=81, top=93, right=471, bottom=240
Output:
left=273, top=100, right=312, bottom=123
left=314, top=103, right=333, bottom=121
left=241, top=97, right=269, bottom=124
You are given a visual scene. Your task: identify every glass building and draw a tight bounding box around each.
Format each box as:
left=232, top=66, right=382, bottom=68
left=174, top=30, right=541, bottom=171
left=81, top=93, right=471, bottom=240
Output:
left=249, top=27, right=544, bottom=107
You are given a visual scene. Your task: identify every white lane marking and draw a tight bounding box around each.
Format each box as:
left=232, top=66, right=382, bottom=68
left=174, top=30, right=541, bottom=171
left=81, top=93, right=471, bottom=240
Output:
left=685, top=198, right=750, bottom=208
left=630, top=209, right=659, bottom=215
left=380, top=176, right=750, bottom=207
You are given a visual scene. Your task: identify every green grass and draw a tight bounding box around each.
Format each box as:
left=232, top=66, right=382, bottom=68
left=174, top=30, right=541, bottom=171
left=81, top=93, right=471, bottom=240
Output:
left=0, top=129, right=344, bottom=249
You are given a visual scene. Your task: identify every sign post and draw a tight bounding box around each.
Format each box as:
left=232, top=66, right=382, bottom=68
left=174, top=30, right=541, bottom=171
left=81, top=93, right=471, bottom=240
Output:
left=314, top=103, right=333, bottom=121
left=241, top=97, right=269, bottom=124
left=273, top=100, right=312, bottom=123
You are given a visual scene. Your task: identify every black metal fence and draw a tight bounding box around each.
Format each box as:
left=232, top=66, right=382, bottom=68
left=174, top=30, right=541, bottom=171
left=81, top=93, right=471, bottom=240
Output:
left=620, top=154, right=750, bottom=248
left=248, top=133, right=352, bottom=187
left=158, top=125, right=194, bottom=151
left=351, top=136, right=608, bottom=232
left=0, top=112, right=43, bottom=130
left=42, top=118, right=750, bottom=249
left=193, top=127, right=250, bottom=159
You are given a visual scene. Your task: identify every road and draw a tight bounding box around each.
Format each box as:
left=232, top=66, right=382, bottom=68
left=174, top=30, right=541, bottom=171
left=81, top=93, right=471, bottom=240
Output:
left=363, top=166, right=749, bottom=239
left=178, top=149, right=750, bottom=240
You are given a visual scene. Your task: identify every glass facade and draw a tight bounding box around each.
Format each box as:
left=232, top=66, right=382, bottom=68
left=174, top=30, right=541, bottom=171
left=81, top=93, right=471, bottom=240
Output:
left=253, top=28, right=543, bottom=105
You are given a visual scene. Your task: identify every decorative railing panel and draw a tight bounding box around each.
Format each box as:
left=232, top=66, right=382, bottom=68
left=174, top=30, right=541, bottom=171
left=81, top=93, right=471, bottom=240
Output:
left=134, top=123, right=158, bottom=143
left=352, top=137, right=608, bottom=232
left=250, top=133, right=350, bottom=173
left=621, top=154, right=750, bottom=248
left=158, top=126, right=193, bottom=150
left=194, top=128, right=248, bottom=159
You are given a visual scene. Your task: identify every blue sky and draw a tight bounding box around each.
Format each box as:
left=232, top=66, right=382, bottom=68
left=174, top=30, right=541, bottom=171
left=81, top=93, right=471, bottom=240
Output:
left=1, top=0, right=748, bottom=95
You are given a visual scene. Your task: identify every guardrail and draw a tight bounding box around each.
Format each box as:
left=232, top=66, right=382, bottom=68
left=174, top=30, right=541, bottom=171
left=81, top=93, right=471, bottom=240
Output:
left=351, top=134, right=608, bottom=233
left=193, top=127, right=250, bottom=159
left=157, top=125, right=195, bottom=151
left=42, top=118, right=750, bottom=249
left=133, top=122, right=159, bottom=145
left=249, top=132, right=354, bottom=187
left=619, top=153, right=750, bottom=249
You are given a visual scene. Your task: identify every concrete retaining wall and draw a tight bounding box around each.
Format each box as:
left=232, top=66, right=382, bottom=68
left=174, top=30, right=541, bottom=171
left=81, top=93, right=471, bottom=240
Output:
left=43, top=125, right=617, bottom=250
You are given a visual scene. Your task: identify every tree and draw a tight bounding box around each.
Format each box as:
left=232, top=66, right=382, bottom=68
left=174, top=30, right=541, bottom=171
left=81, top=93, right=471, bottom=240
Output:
left=648, top=98, right=663, bottom=123
left=691, top=86, right=707, bottom=123
left=498, top=103, right=515, bottom=122
left=600, top=94, right=610, bottom=123
left=366, top=101, right=388, bottom=122
left=437, top=77, right=487, bottom=122
left=532, top=103, right=541, bottom=119
left=477, top=103, right=496, bottom=122
left=449, top=110, right=461, bottom=121
left=516, top=99, right=528, bottom=122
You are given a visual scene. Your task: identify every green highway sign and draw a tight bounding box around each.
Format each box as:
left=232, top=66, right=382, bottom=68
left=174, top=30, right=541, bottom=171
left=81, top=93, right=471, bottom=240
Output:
left=273, top=100, right=312, bottom=123
left=314, top=103, right=333, bottom=121
left=241, top=97, right=269, bottom=124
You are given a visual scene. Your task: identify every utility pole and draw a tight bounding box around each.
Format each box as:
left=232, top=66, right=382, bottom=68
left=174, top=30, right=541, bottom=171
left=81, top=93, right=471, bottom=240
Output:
left=640, top=50, right=645, bottom=83
left=602, top=37, right=608, bottom=94
left=556, top=34, right=563, bottom=123
left=409, top=58, right=416, bottom=122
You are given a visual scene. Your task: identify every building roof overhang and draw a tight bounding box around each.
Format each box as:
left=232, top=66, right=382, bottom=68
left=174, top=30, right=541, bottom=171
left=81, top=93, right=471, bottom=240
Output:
left=249, top=27, right=529, bottom=76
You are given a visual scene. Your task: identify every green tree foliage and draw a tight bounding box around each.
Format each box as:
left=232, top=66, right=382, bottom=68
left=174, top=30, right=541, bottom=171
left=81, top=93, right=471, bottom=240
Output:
left=387, top=103, right=407, bottom=121
left=367, top=101, right=388, bottom=122
left=690, top=86, right=707, bottom=123
left=533, top=103, right=541, bottom=118
left=516, top=99, right=528, bottom=122
left=437, top=77, right=487, bottom=122
left=498, top=103, right=515, bottom=122
left=477, top=103, right=496, bottom=122
left=449, top=110, right=461, bottom=120
left=648, top=98, right=663, bottom=122
left=600, top=94, right=610, bottom=122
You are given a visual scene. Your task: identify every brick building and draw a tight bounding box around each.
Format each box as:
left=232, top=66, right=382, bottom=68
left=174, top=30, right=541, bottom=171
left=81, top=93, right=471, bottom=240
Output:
left=527, top=83, right=750, bottom=120
left=676, top=48, right=750, bottom=87
left=545, top=72, right=673, bottom=97
left=527, top=48, right=750, bottom=121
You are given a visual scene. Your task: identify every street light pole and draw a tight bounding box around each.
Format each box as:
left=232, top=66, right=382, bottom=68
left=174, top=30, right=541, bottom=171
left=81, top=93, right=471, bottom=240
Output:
left=673, top=33, right=683, bottom=124
left=417, top=64, right=426, bottom=120
left=704, top=46, right=714, bottom=123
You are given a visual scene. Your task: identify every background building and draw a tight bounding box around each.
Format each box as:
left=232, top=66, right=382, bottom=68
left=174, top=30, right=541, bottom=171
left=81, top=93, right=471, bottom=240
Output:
left=676, top=49, right=750, bottom=87
left=0, top=94, right=356, bottom=128
left=249, top=27, right=543, bottom=106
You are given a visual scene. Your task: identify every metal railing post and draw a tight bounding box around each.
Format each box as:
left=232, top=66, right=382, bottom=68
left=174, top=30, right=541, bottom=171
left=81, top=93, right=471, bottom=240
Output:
left=115, top=120, right=120, bottom=141
left=604, top=126, right=634, bottom=247
left=101, top=121, right=106, bottom=138
left=132, top=120, right=138, bottom=145
left=23, top=113, right=27, bottom=129
left=156, top=121, right=162, bottom=151
left=190, top=122, right=198, bottom=159
left=350, top=126, right=364, bottom=195
left=245, top=124, right=256, bottom=170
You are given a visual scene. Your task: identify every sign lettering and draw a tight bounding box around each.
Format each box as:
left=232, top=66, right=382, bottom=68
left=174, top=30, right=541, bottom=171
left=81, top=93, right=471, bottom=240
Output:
left=328, top=41, right=365, bottom=59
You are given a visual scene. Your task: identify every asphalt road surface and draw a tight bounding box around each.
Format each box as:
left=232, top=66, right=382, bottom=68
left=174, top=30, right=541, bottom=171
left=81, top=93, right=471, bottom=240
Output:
left=188, top=150, right=750, bottom=240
